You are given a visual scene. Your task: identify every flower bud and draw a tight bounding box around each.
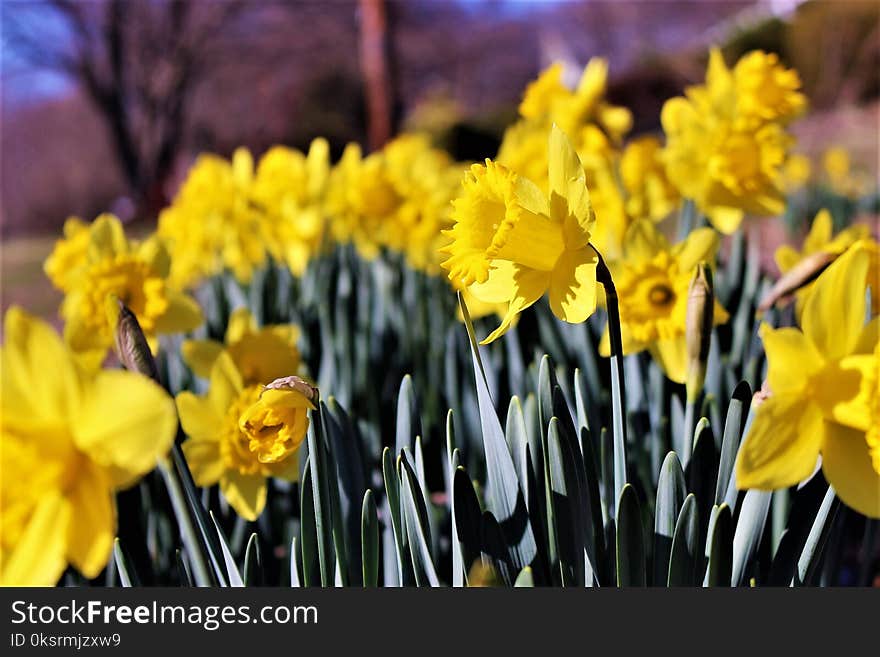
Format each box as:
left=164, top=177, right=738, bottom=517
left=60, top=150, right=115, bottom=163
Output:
left=265, top=375, right=319, bottom=403
left=685, top=262, right=713, bottom=402
left=113, top=299, right=159, bottom=381
left=757, top=250, right=835, bottom=312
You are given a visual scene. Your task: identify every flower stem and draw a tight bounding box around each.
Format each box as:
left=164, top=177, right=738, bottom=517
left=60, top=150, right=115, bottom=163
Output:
left=596, top=250, right=628, bottom=507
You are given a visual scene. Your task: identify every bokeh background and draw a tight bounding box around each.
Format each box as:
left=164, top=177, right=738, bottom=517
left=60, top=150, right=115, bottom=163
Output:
left=1, top=0, right=878, bottom=318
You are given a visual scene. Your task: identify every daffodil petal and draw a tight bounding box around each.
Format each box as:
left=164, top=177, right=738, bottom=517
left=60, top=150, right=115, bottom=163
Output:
left=176, top=391, right=223, bottom=441
left=548, top=124, right=585, bottom=203
left=760, top=324, right=822, bottom=396
left=674, top=227, right=719, bottom=273
left=735, top=394, right=823, bottom=490
left=152, top=291, right=203, bottom=334
left=803, top=209, right=833, bottom=255
left=88, top=214, right=128, bottom=260
left=480, top=268, right=548, bottom=344
left=548, top=246, right=598, bottom=323
left=66, top=461, right=115, bottom=579
left=72, top=370, right=177, bottom=488
left=2, top=307, right=82, bottom=424
left=649, top=336, right=688, bottom=384
left=181, top=437, right=225, bottom=487
left=802, top=244, right=869, bottom=361
left=813, top=355, right=876, bottom=432
left=623, top=219, right=668, bottom=262
left=220, top=471, right=267, bottom=522
left=706, top=206, right=743, bottom=235
left=0, top=492, right=70, bottom=586
left=225, top=307, right=257, bottom=343
left=209, top=352, right=244, bottom=413
left=774, top=244, right=800, bottom=273
left=821, top=421, right=880, bottom=518
left=469, top=260, right=518, bottom=304
left=181, top=339, right=224, bottom=379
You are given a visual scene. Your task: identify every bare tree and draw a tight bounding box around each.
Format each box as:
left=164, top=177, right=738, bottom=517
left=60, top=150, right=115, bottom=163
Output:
left=4, top=0, right=249, bottom=218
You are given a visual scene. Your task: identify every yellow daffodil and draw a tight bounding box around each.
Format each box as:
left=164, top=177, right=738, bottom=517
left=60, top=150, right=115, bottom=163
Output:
left=43, top=217, right=90, bottom=292
left=181, top=307, right=301, bottom=386
left=661, top=48, right=804, bottom=233
left=736, top=242, right=880, bottom=517
left=253, top=139, right=330, bottom=276
left=781, top=153, right=812, bottom=192
left=821, top=146, right=872, bottom=198
left=176, top=354, right=313, bottom=521
left=620, top=136, right=680, bottom=223
left=600, top=220, right=729, bottom=383
left=519, top=60, right=632, bottom=144
left=0, top=308, right=177, bottom=585
left=52, top=214, right=202, bottom=368
left=732, top=50, right=806, bottom=124
left=158, top=148, right=268, bottom=287
left=442, top=125, right=599, bottom=344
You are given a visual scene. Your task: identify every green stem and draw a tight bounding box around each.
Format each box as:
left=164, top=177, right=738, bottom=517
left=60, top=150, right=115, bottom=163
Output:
left=596, top=251, right=628, bottom=506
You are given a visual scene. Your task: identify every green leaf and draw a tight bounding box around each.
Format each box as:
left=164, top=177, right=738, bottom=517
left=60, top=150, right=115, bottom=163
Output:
left=653, top=452, right=686, bottom=586
left=361, top=490, right=379, bottom=588
left=546, top=418, right=586, bottom=586
left=505, top=396, right=530, bottom=487
left=299, top=459, right=321, bottom=587
left=705, top=504, right=733, bottom=587
left=399, top=456, right=439, bottom=587
left=537, top=355, right=557, bottom=436
left=289, top=538, right=301, bottom=587
left=209, top=511, right=243, bottom=587
left=307, top=410, right=336, bottom=587
left=382, top=446, right=410, bottom=585
left=793, top=486, right=840, bottom=586
left=453, top=466, right=483, bottom=581
left=667, top=494, right=699, bottom=586
left=716, top=382, right=750, bottom=506
left=686, top=418, right=719, bottom=556
left=396, top=374, right=421, bottom=456
left=767, top=473, right=828, bottom=585
left=579, top=426, right=607, bottom=584
left=243, top=533, right=262, bottom=587
left=481, top=511, right=514, bottom=586
left=731, top=490, right=771, bottom=586
left=616, top=484, right=646, bottom=587
left=459, top=294, right=537, bottom=572
left=514, top=566, right=535, bottom=587
left=113, top=539, right=138, bottom=588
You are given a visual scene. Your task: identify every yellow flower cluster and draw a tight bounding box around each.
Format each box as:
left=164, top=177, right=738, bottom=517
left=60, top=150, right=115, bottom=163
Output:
left=661, top=49, right=806, bottom=233
left=158, top=134, right=463, bottom=289
left=158, top=142, right=329, bottom=287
